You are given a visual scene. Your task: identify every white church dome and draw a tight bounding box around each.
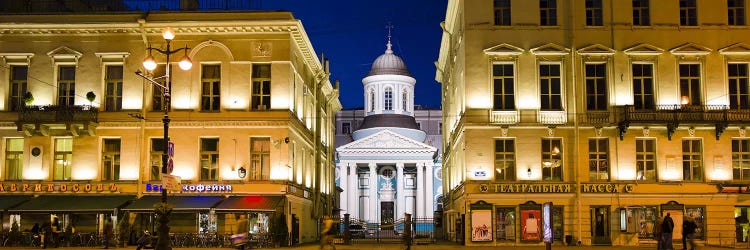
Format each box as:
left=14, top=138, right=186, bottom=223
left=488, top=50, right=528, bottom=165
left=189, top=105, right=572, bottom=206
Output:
left=367, top=42, right=411, bottom=77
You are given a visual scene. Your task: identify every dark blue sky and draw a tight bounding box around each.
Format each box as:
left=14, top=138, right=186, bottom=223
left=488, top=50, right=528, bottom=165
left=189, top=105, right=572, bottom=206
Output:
left=259, top=1, right=447, bottom=109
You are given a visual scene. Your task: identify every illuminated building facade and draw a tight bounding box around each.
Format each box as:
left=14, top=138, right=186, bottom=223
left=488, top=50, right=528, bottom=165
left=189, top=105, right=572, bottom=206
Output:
left=0, top=5, right=340, bottom=246
left=437, top=0, right=750, bottom=247
left=335, top=40, right=443, bottom=226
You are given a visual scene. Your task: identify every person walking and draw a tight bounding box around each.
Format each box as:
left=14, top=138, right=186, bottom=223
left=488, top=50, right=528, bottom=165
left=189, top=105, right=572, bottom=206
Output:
left=654, top=215, right=663, bottom=250
left=682, top=216, right=698, bottom=250
left=234, top=214, right=249, bottom=250
left=662, top=213, right=675, bottom=250
left=102, top=217, right=113, bottom=249
left=320, top=217, right=335, bottom=250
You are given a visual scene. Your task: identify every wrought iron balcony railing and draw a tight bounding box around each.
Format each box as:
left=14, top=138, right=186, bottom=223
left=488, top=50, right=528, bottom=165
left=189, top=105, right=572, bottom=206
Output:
left=614, top=104, right=750, bottom=140
left=18, top=105, right=98, bottom=123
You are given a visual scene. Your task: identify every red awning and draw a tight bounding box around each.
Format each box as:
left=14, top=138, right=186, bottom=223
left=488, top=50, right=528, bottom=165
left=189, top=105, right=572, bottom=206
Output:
left=213, top=195, right=283, bottom=212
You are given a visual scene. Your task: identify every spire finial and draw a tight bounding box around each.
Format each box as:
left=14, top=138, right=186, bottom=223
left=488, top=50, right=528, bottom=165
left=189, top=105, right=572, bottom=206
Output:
left=385, top=22, right=394, bottom=54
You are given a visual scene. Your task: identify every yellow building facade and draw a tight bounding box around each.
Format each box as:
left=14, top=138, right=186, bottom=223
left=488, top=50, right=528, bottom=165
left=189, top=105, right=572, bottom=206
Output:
left=0, top=10, right=339, bottom=245
left=437, top=0, right=750, bottom=247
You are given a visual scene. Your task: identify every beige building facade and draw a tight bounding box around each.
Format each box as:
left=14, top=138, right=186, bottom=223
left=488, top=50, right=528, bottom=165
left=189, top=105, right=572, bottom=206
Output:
left=437, top=0, right=750, bottom=247
left=0, top=10, right=339, bottom=245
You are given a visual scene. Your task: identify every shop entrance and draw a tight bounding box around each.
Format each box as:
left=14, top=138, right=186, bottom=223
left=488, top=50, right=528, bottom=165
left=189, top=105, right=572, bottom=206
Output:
left=590, top=206, right=611, bottom=245
left=736, top=207, right=750, bottom=245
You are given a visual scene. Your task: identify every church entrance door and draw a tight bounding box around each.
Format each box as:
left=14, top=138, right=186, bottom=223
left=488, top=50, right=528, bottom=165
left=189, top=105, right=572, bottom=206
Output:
left=381, top=201, right=394, bottom=227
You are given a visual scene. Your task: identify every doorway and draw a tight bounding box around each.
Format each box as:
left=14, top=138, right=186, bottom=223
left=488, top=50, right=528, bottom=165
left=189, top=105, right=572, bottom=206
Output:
left=381, top=202, right=394, bottom=227
left=590, top=206, right=611, bottom=245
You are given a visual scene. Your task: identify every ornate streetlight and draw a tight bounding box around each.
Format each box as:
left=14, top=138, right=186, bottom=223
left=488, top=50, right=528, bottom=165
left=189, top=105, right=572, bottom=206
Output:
left=134, top=27, right=192, bottom=250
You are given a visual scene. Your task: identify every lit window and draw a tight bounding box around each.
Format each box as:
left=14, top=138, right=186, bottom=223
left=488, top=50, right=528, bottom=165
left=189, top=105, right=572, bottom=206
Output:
left=682, top=139, right=703, bottom=181
left=588, top=138, right=609, bottom=181
left=4, top=138, right=23, bottom=180
left=54, top=138, right=73, bottom=181
left=250, top=137, right=270, bottom=180
left=494, top=139, right=516, bottom=181
left=635, top=138, right=656, bottom=181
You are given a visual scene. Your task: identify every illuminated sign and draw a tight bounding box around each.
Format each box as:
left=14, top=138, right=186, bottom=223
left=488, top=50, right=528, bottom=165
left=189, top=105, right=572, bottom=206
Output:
left=478, top=183, right=635, bottom=193
left=581, top=184, right=634, bottom=193
left=144, top=183, right=232, bottom=193
left=0, top=183, right=118, bottom=193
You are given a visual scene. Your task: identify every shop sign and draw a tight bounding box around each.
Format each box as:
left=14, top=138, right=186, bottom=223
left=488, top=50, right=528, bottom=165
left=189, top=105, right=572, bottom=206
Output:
left=479, top=183, right=573, bottom=193
left=0, top=183, right=118, bottom=193
left=144, top=183, right=233, bottom=193
left=581, top=183, right=634, bottom=193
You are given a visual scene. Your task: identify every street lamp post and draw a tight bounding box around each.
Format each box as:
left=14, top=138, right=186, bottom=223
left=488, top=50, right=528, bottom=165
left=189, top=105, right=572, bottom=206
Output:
left=135, top=27, right=192, bottom=250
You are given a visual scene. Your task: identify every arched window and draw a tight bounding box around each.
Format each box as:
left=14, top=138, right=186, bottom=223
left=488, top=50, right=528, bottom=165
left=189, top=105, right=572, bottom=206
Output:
left=402, top=90, right=408, bottom=112
left=369, top=90, right=375, bottom=112
left=384, top=87, right=393, bottom=110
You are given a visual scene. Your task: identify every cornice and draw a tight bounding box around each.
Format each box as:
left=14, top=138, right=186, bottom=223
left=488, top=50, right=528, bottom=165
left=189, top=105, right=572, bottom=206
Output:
left=97, top=120, right=290, bottom=128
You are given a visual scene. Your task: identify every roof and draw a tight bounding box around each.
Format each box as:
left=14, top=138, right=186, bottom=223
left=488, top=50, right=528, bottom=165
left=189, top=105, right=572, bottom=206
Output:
left=367, top=41, right=411, bottom=77
left=358, top=114, right=419, bottom=130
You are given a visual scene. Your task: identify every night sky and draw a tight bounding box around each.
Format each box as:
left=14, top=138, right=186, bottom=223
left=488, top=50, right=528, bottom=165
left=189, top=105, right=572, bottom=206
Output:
left=259, top=1, right=447, bottom=109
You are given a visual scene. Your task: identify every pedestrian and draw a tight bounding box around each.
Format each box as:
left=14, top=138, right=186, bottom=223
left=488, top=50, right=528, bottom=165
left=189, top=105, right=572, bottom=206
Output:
left=234, top=214, right=249, bottom=250
left=662, top=213, right=675, bottom=250
left=102, top=217, right=113, bottom=249
left=40, top=220, right=51, bottom=249
left=320, top=217, right=335, bottom=250
left=51, top=217, right=60, bottom=248
left=682, top=216, right=697, bottom=250
left=654, top=215, right=663, bottom=250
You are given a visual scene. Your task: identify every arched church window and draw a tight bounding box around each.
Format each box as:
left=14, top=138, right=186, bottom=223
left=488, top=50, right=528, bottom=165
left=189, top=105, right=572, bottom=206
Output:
left=369, top=90, right=375, bottom=112
left=384, top=87, right=393, bottom=110
left=402, top=90, right=408, bottom=112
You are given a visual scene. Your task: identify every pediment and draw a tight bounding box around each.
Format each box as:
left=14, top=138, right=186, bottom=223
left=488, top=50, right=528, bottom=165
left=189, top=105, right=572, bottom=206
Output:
left=577, top=44, right=615, bottom=56
left=719, top=43, right=750, bottom=55
left=530, top=43, right=570, bottom=56
left=337, top=130, right=436, bottom=152
left=670, top=43, right=711, bottom=56
left=623, top=43, right=664, bottom=56
left=47, top=46, right=82, bottom=58
left=484, top=43, right=524, bottom=56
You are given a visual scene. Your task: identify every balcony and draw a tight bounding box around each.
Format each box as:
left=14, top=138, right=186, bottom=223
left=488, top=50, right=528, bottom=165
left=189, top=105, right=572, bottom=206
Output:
left=614, top=104, right=749, bottom=140
left=16, top=105, right=98, bottom=136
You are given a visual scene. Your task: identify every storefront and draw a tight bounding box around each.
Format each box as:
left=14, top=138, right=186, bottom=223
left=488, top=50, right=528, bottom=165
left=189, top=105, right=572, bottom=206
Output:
left=121, top=195, right=224, bottom=234
left=0, top=195, right=32, bottom=230
left=6, top=195, right=133, bottom=234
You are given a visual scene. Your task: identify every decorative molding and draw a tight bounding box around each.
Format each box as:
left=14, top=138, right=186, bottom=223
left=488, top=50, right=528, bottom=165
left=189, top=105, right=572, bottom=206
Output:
left=623, top=43, right=665, bottom=56
left=252, top=41, right=272, bottom=57
left=47, top=46, right=82, bottom=65
left=688, top=127, right=696, bottom=137
left=741, top=128, right=746, bottom=138
left=577, top=44, right=616, bottom=56
left=670, top=42, right=712, bottom=56
left=483, top=43, right=524, bottom=57
left=530, top=43, right=570, bottom=56
left=0, top=53, right=34, bottom=66
left=643, top=127, right=650, bottom=137
left=595, top=127, right=602, bottom=137
left=97, top=120, right=289, bottom=128
left=719, top=42, right=750, bottom=56
left=94, top=52, right=130, bottom=65
left=189, top=40, right=235, bottom=61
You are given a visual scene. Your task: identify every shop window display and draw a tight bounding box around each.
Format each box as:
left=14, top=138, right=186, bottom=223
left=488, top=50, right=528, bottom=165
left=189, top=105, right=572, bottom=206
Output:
left=495, top=207, right=515, bottom=241
left=685, top=207, right=704, bottom=239
left=620, top=206, right=658, bottom=238
left=736, top=207, right=750, bottom=243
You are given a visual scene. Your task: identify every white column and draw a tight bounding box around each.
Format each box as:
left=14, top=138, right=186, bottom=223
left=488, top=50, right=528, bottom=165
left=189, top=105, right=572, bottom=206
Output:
left=368, top=163, right=378, bottom=222
left=396, top=162, right=405, bottom=221
left=340, top=163, right=348, bottom=217
left=349, top=164, right=358, bottom=219
left=425, top=162, right=434, bottom=217
left=416, top=162, right=424, bottom=218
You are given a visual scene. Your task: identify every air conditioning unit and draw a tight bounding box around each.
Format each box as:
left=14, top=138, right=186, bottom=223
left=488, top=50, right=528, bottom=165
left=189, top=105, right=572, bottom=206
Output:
left=30, top=146, right=43, bottom=168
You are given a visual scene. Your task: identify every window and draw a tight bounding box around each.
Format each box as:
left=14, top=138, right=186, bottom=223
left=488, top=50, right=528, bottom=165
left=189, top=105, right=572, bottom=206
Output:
left=369, top=90, right=375, bottom=112
left=585, top=64, right=607, bottom=110
left=104, top=65, right=123, bottom=111
left=588, top=138, right=609, bottom=181
left=342, top=122, right=351, bottom=134
left=729, top=0, right=746, bottom=25
left=152, top=65, right=166, bottom=111
left=493, top=64, right=515, bottom=110
left=679, top=64, right=701, bottom=105
left=200, top=138, right=219, bottom=180
left=150, top=138, right=165, bottom=181
left=53, top=138, right=72, bottom=181
left=4, top=138, right=23, bottom=180
left=542, top=138, right=562, bottom=181
left=251, top=64, right=271, bottom=110
left=495, top=207, right=516, bottom=241
left=494, top=0, right=511, bottom=26
left=680, top=0, right=698, bottom=26
left=635, top=138, right=656, bottom=181
left=384, top=87, right=393, bottom=110
left=540, top=0, right=558, bottom=26
left=102, top=138, right=121, bottom=181
left=57, top=66, right=75, bottom=106
left=540, top=64, right=562, bottom=111
left=585, top=0, right=603, bottom=26
left=632, top=64, right=655, bottom=110
left=494, top=139, right=516, bottom=181
left=728, top=63, right=750, bottom=109
left=621, top=206, right=658, bottom=238
left=439, top=123, right=443, bottom=134
left=682, top=139, right=703, bottom=181
left=250, top=137, right=270, bottom=180
left=685, top=206, right=705, bottom=239
left=402, top=90, right=409, bottom=112
left=201, top=64, right=221, bottom=111
left=9, top=66, right=28, bottom=111
left=632, top=0, right=651, bottom=26
left=732, top=139, right=750, bottom=181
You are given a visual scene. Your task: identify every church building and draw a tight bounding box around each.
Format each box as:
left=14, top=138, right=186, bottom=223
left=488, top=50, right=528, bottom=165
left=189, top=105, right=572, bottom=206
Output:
left=335, top=37, right=442, bottom=226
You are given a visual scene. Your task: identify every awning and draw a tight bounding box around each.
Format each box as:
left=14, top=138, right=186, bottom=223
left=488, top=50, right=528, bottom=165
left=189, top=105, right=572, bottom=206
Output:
left=122, top=195, right=223, bottom=212
left=0, top=195, right=32, bottom=211
left=8, top=195, right=134, bottom=213
left=214, top=196, right=283, bottom=212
